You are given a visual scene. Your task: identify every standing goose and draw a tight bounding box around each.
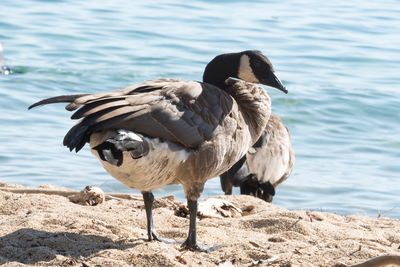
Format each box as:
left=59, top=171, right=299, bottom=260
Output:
left=220, top=114, right=295, bottom=202
left=29, top=50, right=287, bottom=251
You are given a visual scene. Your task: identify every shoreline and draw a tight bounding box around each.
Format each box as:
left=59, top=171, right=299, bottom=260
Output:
left=1, top=182, right=399, bottom=266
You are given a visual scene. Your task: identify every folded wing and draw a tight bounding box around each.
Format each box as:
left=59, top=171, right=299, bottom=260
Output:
left=29, top=79, right=234, bottom=152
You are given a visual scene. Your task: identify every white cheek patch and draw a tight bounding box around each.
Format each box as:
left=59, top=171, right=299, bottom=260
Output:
left=238, top=54, right=260, bottom=83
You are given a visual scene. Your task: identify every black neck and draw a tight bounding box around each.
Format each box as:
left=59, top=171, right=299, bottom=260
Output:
left=202, top=52, right=241, bottom=90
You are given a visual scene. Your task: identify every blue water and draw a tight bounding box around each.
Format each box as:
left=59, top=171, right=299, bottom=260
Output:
left=1, top=0, right=399, bottom=218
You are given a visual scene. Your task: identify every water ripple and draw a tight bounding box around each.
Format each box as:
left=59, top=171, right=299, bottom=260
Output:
left=0, top=0, right=399, bottom=218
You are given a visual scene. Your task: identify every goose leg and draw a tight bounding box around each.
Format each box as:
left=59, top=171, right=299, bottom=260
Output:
left=181, top=199, right=208, bottom=252
left=220, top=155, right=248, bottom=195
left=142, top=191, right=161, bottom=241
left=220, top=173, right=233, bottom=195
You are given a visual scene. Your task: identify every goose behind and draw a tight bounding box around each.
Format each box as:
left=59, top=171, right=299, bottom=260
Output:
left=220, top=114, right=295, bottom=202
left=29, top=50, right=287, bottom=251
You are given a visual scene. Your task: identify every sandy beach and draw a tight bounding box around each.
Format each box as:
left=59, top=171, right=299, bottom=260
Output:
left=0, top=182, right=399, bottom=267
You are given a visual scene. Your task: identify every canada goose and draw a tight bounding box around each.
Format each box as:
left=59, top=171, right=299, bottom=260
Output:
left=0, top=43, right=12, bottom=75
left=220, top=114, right=294, bottom=202
left=29, top=50, right=287, bottom=251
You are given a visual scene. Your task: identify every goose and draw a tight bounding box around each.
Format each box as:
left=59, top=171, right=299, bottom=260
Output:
left=29, top=50, right=287, bottom=251
left=220, top=114, right=295, bottom=202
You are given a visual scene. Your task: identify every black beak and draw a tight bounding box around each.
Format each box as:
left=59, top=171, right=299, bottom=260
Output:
left=262, top=72, right=288, bottom=94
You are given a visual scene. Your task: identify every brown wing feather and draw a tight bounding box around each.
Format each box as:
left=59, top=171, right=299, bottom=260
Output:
left=71, top=98, right=129, bottom=119
left=28, top=94, right=89, bottom=110
left=31, top=79, right=234, bottom=152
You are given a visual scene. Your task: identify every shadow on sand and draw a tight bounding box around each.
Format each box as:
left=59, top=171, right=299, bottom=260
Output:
left=0, top=228, right=141, bottom=264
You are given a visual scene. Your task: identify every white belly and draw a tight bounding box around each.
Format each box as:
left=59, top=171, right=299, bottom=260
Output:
left=90, top=131, right=190, bottom=191
left=246, top=128, right=292, bottom=187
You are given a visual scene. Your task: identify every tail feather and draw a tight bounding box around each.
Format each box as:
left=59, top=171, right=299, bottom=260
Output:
left=29, top=90, right=150, bottom=153
left=63, top=108, right=137, bottom=152
left=28, top=94, right=89, bottom=110
left=63, top=123, right=89, bottom=152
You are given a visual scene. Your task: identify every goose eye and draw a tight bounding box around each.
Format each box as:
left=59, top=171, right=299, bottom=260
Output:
left=253, top=60, right=262, bottom=69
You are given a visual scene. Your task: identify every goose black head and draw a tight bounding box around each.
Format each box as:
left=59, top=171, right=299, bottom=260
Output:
left=203, top=50, right=287, bottom=93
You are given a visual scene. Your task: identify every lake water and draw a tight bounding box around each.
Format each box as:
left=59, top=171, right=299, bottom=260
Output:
left=1, top=0, right=399, bottom=218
